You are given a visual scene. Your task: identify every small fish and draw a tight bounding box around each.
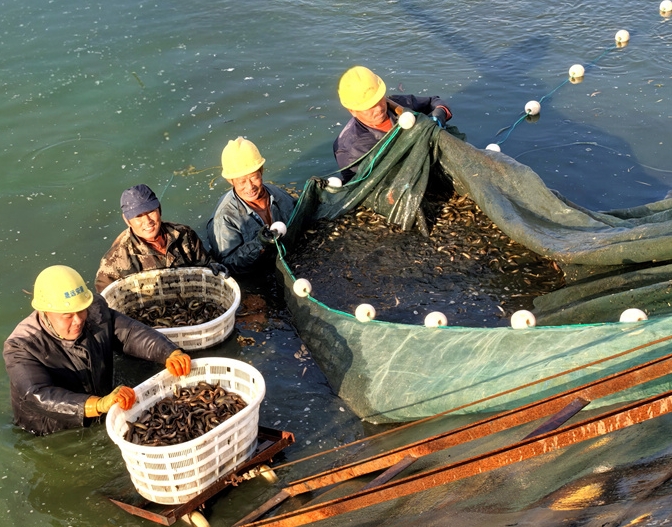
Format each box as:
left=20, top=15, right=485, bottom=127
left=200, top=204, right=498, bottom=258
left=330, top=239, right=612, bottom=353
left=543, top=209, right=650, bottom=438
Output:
left=125, top=381, right=247, bottom=446
left=131, top=71, right=145, bottom=89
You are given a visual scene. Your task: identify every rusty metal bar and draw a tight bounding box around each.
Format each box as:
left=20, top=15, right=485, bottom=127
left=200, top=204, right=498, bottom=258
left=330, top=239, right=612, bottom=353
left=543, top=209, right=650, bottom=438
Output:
left=235, top=351, right=672, bottom=525
left=239, top=391, right=672, bottom=527
left=109, top=499, right=175, bottom=526
left=234, top=458, right=420, bottom=527
left=287, top=351, right=672, bottom=494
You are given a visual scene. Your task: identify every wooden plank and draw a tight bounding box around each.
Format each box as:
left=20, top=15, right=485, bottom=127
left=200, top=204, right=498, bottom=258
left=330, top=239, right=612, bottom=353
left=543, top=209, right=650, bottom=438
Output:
left=233, top=490, right=292, bottom=527
left=522, top=398, right=590, bottom=439
left=359, top=456, right=417, bottom=491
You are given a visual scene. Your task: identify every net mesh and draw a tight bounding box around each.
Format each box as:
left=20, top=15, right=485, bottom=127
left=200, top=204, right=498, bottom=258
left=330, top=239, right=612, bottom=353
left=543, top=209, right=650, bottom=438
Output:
left=276, top=113, right=672, bottom=422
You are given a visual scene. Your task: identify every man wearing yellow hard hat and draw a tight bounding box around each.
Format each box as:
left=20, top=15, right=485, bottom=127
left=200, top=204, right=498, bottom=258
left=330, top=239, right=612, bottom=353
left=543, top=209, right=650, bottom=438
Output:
left=2, top=265, right=191, bottom=435
left=207, top=137, right=296, bottom=273
left=334, top=65, right=459, bottom=182
left=95, top=183, right=227, bottom=293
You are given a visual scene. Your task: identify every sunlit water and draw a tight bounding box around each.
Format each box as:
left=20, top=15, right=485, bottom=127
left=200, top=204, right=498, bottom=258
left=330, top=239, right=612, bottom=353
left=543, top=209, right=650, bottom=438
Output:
left=1, top=1, right=671, bottom=525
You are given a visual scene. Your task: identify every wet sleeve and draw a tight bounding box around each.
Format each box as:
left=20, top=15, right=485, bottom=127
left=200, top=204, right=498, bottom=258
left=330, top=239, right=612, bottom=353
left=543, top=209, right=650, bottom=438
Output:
left=207, top=212, right=267, bottom=273
left=94, top=233, right=134, bottom=293
left=390, top=94, right=451, bottom=118
left=3, top=340, right=89, bottom=426
left=111, top=310, right=176, bottom=363
left=333, top=124, right=378, bottom=182
left=94, top=265, right=116, bottom=294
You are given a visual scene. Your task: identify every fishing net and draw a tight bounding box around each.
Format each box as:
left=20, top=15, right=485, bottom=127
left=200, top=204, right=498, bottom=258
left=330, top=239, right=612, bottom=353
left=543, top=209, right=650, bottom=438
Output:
left=281, top=113, right=672, bottom=324
left=275, top=112, right=672, bottom=422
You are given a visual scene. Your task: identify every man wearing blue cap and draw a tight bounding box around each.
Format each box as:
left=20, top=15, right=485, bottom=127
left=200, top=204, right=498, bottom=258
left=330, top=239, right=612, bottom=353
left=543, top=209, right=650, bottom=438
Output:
left=95, top=184, right=227, bottom=292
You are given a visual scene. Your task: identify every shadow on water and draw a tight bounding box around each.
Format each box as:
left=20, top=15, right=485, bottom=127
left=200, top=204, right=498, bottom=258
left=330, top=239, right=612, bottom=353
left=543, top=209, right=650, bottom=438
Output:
left=398, top=0, right=668, bottom=210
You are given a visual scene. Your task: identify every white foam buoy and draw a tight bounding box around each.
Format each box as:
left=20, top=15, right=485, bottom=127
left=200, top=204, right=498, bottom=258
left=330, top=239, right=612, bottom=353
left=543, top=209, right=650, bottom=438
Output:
left=424, top=311, right=448, bottom=327
left=568, top=64, right=585, bottom=79
left=293, top=278, right=312, bottom=297
left=511, top=310, right=536, bottom=329
left=661, top=0, right=672, bottom=13
left=524, top=100, right=541, bottom=116
left=327, top=176, right=343, bottom=188
left=615, top=29, right=630, bottom=43
left=485, top=143, right=501, bottom=152
left=355, top=303, right=376, bottom=322
left=619, top=308, right=648, bottom=323
left=257, top=464, right=279, bottom=484
left=181, top=511, right=211, bottom=527
left=398, top=111, right=416, bottom=130
left=269, top=221, right=287, bottom=237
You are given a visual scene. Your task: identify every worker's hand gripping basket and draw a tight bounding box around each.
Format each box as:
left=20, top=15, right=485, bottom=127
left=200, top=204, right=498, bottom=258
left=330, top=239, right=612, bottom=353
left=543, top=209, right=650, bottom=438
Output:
left=101, top=267, right=240, bottom=350
left=106, top=358, right=265, bottom=505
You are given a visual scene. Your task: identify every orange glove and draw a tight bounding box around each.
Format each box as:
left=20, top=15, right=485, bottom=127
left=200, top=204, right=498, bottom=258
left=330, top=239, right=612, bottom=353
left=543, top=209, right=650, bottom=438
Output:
left=84, top=386, right=136, bottom=417
left=166, top=349, right=191, bottom=377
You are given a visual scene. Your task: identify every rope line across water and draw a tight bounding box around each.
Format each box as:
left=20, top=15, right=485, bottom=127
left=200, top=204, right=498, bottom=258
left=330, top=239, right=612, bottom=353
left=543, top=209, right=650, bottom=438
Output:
left=491, top=44, right=618, bottom=147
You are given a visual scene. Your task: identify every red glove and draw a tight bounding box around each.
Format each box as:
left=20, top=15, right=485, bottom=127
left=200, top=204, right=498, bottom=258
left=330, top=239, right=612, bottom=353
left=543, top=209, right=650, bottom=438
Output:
left=166, top=349, right=191, bottom=377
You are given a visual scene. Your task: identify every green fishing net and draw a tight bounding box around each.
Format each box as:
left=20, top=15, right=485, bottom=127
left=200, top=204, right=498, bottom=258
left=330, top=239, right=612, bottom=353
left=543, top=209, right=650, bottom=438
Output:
left=275, top=113, right=672, bottom=422
left=282, top=113, right=672, bottom=325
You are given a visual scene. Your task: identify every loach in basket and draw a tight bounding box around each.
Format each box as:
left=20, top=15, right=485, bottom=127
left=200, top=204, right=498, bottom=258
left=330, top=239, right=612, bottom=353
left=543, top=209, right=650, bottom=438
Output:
left=106, top=357, right=266, bottom=505
left=100, top=267, right=241, bottom=350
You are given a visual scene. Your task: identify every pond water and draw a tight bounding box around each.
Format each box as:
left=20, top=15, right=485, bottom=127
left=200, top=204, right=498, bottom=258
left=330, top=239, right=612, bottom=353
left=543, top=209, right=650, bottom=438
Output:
left=1, top=0, right=671, bottom=525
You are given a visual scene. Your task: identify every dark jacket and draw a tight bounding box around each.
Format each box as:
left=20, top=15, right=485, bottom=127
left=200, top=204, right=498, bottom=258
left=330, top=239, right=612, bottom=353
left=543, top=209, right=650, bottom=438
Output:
left=207, top=183, right=296, bottom=274
left=333, top=94, right=451, bottom=182
left=2, top=294, right=177, bottom=435
left=95, top=221, right=211, bottom=293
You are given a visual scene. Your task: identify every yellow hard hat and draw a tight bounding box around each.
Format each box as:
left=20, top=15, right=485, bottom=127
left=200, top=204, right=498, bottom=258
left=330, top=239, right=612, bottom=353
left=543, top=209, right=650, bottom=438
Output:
left=31, top=265, right=94, bottom=313
left=221, top=137, right=266, bottom=179
left=338, top=66, right=387, bottom=111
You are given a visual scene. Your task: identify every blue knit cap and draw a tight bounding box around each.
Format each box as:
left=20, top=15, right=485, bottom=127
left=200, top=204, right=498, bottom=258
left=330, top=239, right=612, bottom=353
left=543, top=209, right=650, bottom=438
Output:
left=120, top=184, right=161, bottom=220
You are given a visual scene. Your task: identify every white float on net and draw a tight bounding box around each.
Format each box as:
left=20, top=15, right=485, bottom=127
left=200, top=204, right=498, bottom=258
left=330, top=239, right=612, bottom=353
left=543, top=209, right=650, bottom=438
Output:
left=355, top=303, right=376, bottom=322
left=615, top=29, right=630, bottom=43
left=661, top=0, right=672, bottom=13
left=511, top=310, right=536, bottom=329
left=293, top=278, right=312, bottom=297
left=619, top=308, right=648, bottom=323
left=181, top=511, right=210, bottom=527
left=485, top=143, right=501, bottom=152
left=327, top=176, right=343, bottom=188
left=424, top=311, right=448, bottom=327
left=524, top=100, right=541, bottom=116
left=269, top=221, right=287, bottom=237
left=569, top=64, right=585, bottom=80
left=398, top=112, right=416, bottom=130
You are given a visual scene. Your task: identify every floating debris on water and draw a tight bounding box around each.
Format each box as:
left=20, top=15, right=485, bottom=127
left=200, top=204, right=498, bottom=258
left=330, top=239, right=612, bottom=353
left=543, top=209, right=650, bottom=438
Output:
left=286, top=192, right=565, bottom=327
left=124, top=381, right=247, bottom=446
left=237, top=335, right=256, bottom=346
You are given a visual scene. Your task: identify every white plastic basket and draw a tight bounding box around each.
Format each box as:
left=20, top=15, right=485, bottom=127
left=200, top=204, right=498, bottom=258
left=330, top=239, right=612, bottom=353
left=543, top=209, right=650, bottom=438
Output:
left=100, top=267, right=240, bottom=350
left=106, top=357, right=265, bottom=505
